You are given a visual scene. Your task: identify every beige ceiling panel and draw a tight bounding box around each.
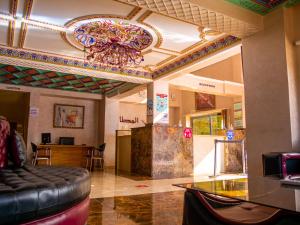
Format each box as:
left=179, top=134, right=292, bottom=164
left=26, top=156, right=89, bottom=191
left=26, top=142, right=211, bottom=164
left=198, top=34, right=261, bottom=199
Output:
left=30, top=0, right=135, bottom=26
left=140, top=51, right=172, bottom=66
left=0, top=0, right=10, bottom=14
left=24, top=25, right=83, bottom=58
left=144, top=13, right=201, bottom=52
left=0, top=19, right=8, bottom=45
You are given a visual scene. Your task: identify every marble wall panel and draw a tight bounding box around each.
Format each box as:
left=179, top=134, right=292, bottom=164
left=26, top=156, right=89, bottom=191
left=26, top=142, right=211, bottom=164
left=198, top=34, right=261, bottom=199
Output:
left=131, top=125, right=152, bottom=176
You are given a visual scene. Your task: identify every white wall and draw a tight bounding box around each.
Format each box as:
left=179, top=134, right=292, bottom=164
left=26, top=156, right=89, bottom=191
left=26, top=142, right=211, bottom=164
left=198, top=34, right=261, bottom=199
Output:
left=104, top=98, right=120, bottom=167
left=104, top=98, right=147, bottom=167
left=38, top=95, right=100, bottom=145
left=193, top=135, right=225, bottom=176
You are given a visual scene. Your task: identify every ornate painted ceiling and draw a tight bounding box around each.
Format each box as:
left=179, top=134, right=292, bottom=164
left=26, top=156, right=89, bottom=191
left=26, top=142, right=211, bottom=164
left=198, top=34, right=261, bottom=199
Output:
left=0, top=63, right=138, bottom=95
left=226, top=0, right=300, bottom=15
left=0, top=0, right=243, bottom=91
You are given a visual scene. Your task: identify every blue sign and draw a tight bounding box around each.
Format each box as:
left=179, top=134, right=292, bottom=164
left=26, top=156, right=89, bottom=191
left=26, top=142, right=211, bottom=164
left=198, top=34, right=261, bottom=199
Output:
left=226, top=130, right=234, bottom=141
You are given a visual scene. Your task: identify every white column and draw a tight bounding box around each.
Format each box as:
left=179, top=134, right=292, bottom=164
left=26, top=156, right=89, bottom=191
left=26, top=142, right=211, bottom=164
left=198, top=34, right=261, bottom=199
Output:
left=147, top=81, right=169, bottom=124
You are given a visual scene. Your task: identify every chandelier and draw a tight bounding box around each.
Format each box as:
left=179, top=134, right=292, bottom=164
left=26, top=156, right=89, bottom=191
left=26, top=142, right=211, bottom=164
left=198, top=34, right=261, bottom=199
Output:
left=74, top=20, right=153, bottom=68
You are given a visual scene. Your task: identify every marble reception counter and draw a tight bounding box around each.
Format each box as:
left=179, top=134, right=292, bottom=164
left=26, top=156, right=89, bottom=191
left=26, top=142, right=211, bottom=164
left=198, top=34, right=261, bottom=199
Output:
left=131, top=125, right=193, bottom=179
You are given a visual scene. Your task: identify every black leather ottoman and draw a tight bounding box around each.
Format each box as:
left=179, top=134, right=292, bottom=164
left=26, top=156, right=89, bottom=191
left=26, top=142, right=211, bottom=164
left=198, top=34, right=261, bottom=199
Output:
left=0, top=164, right=91, bottom=225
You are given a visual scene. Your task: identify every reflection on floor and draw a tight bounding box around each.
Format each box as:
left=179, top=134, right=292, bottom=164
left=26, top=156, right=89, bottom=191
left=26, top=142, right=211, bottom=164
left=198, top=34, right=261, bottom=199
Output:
left=88, top=169, right=247, bottom=224
left=88, top=191, right=184, bottom=225
left=90, top=169, right=208, bottom=198
left=90, top=169, right=246, bottom=199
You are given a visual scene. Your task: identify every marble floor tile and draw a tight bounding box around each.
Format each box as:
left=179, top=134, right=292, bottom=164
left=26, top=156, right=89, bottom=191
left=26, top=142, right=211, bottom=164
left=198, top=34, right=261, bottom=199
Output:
left=89, top=169, right=246, bottom=199
left=88, top=191, right=184, bottom=225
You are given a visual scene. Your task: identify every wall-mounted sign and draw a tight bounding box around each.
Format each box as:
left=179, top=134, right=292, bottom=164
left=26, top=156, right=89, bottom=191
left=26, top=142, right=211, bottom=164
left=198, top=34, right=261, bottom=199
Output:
left=184, top=128, right=193, bottom=138
left=156, top=94, right=168, bottom=113
left=29, top=107, right=39, bottom=118
left=119, top=116, right=139, bottom=124
left=226, top=130, right=234, bottom=141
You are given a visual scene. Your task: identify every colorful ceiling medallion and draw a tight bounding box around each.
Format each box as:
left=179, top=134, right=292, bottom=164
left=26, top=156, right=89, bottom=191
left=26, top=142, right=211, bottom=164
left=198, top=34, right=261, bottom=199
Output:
left=74, top=19, right=153, bottom=68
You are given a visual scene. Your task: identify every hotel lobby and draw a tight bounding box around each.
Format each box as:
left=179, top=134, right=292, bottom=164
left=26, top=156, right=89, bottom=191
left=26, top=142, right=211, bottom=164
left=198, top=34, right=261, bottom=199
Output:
left=0, top=0, right=300, bottom=224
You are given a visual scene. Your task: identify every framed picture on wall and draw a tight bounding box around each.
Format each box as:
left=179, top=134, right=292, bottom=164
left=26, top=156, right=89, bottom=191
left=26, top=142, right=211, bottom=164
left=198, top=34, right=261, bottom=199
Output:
left=53, top=104, right=85, bottom=129
left=195, top=92, right=216, bottom=110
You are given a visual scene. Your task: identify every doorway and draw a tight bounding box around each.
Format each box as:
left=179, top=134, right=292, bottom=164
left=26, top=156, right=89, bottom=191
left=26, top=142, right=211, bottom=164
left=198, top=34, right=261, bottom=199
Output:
left=0, top=90, right=30, bottom=143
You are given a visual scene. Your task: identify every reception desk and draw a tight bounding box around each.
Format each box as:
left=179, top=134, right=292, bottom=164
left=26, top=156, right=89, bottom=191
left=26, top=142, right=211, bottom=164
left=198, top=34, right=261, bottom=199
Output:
left=38, top=145, right=93, bottom=168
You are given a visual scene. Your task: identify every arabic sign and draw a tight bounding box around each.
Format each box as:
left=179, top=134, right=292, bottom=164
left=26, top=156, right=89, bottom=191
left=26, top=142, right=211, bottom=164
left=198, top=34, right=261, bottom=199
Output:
left=119, top=116, right=139, bottom=124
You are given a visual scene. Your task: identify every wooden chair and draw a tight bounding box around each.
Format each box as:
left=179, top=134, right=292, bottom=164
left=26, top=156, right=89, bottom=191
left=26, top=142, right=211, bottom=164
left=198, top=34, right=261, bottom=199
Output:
left=85, top=147, right=93, bottom=169
left=89, top=143, right=106, bottom=171
left=31, top=143, right=51, bottom=166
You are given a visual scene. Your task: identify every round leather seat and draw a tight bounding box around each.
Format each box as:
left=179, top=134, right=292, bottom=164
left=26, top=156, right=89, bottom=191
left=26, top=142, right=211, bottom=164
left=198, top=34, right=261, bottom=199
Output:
left=0, top=165, right=90, bottom=225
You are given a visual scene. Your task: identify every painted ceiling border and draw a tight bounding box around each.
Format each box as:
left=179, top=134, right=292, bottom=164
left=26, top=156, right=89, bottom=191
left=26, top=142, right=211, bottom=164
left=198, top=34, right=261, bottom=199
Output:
left=0, top=47, right=153, bottom=84
left=152, top=35, right=240, bottom=78
left=0, top=34, right=240, bottom=82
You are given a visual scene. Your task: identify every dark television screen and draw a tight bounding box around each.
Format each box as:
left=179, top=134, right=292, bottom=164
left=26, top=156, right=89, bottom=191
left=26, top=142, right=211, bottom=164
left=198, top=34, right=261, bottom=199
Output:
left=59, top=137, right=74, bottom=145
left=41, top=133, right=51, bottom=144
left=286, top=159, right=300, bottom=175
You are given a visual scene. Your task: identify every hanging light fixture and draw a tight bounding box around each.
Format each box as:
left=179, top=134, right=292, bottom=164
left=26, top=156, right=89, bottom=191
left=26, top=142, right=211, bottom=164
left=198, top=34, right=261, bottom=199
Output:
left=74, top=20, right=153, bottom=68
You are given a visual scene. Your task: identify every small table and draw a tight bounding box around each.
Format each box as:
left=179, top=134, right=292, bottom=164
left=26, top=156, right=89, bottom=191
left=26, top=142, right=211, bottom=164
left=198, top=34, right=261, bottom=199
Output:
left=175, top=177, right=300, bottom=225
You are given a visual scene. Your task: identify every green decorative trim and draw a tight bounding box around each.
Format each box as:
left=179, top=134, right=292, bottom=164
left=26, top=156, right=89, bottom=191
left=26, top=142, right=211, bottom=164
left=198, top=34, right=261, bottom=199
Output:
left=285, top=0, right=300, bottom=7
left=226, top=0, right=300, bottom=15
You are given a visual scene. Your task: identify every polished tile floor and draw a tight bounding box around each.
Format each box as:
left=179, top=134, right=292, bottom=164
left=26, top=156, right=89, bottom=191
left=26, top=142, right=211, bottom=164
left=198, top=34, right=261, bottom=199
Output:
left=88, top=169, right=246, bottom=224
left=88, top=191, right=185, bottom=225
left=90, top=169, right=209, bottom=199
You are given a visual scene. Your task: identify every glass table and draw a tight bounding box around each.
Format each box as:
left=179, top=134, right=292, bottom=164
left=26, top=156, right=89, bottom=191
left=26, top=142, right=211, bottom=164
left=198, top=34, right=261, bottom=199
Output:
left=174, top=176, right=300, bottom=213
left=175, top=177, right=300, bottom=225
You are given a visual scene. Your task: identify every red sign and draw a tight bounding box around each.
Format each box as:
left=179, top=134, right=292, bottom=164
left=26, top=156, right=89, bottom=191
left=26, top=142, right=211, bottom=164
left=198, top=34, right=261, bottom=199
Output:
left=183, top=128, right=192, bottom=138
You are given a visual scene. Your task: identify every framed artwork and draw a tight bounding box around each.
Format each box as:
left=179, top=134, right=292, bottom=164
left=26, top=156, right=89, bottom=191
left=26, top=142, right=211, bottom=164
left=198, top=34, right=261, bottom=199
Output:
left=195, top=92, right=216, bottom=110
left=53, top=104, right=85, bottom=129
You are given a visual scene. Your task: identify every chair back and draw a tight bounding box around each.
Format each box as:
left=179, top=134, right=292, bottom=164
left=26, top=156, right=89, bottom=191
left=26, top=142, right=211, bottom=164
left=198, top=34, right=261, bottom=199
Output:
left=98, top=143, right=106, bottom=152
left=31, top=143, right=38, bottom=153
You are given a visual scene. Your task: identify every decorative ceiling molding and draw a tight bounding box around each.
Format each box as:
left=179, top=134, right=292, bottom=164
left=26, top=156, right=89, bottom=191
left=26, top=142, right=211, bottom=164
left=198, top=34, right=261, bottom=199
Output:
left=136, top=10, right=163, bottom=48
left=152, top=35, right=240, bottom=78
left=64, top=7, right=142, bottom=28
left=8, top=0, right=18, bottom=47
left=115, top=0, right=262, bottom=38
left=0, top=46, right=153, bottom=83
left=0, top=34, right=240, bottom=82
left=136, top=10, right=209, bottom=55
left=18, top=0, right=33, bottom=48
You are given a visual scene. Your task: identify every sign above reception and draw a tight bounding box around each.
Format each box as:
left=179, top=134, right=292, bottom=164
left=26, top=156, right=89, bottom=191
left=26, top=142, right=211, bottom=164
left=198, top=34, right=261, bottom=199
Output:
left=169, top=74, right=244, bottom=97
